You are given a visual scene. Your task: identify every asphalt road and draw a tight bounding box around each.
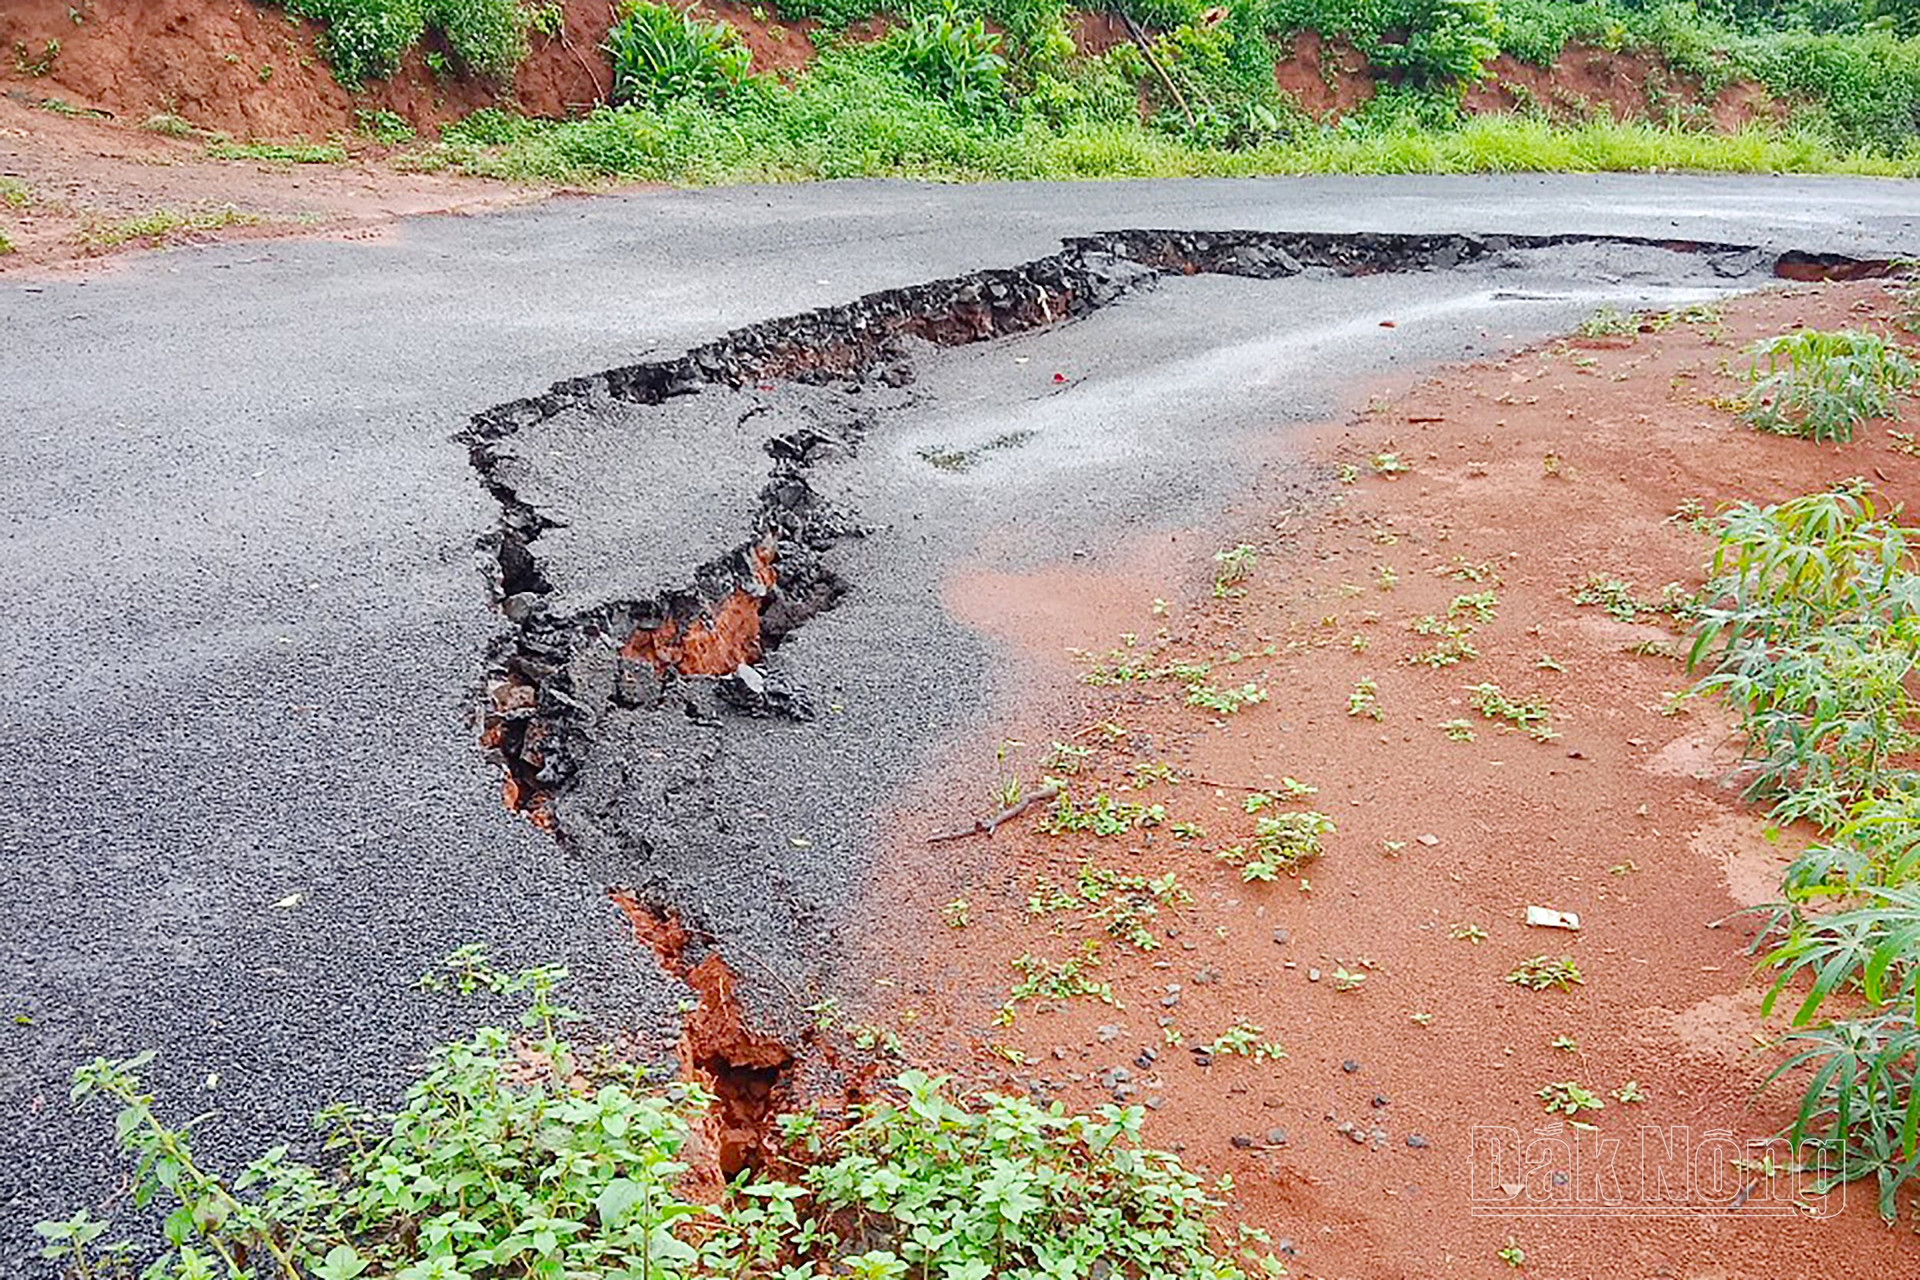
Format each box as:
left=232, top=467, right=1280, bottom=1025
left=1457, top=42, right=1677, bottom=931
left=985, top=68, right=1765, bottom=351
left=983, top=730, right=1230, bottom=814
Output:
left=3, top=174, right=1918, bottom=1261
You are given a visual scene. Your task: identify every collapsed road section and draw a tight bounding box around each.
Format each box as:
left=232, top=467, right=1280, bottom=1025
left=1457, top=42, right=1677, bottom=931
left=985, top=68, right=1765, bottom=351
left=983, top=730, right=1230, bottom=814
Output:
left=457, top=228, right=1888, bottom=1135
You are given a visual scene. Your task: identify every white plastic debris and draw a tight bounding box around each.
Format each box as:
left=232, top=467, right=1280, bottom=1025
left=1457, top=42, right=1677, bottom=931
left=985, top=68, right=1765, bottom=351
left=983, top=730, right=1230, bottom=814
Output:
left=1526, top=905, right=1581, bottom=931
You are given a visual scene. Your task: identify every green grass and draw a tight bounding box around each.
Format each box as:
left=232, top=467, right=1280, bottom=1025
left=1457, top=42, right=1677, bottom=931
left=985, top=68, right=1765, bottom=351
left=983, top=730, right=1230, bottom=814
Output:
left=79, top=206, right=267, bottom=250
left=207, top=140, right=350, bottom=164
left=406, top=50, right=1920, bottom=187
left=0, top=230, right=14, bottom=256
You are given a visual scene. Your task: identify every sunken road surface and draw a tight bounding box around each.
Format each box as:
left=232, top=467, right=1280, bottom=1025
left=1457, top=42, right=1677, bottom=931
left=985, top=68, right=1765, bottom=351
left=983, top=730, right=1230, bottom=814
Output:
left=2, top=175, right=1916, bottom=1258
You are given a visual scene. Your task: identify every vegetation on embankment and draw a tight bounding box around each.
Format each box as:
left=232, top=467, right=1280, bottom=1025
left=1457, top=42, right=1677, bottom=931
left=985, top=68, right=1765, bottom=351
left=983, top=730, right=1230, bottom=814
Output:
left=285, top=0, right=1920, bottom=181
left=4, top=0, right=1918, bottom=181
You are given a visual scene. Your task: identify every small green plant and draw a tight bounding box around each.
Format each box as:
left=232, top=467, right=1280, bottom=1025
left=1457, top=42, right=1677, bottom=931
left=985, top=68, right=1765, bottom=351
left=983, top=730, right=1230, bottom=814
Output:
left=1044, top=740, right=1090, bottom=773
left=1040, top=790, right=1166, bottom=836
left=1449, top=590, right=1498, bottom=623
left=1572, top=573, right=1645, bottom=620
left=1369, top=451, right=1411, bottom=476
left=942, top=896, right=971, bottom=928
left=0, top=230, right=13, bottom=257
left=1219, top=811, right=1335, bottom=882
left=1006, top=946, right=1114, bottom=1015
left=354, top=107, right=416, bottom=144
left=1739, top=328, right=1917, bottom=443
left=1578, top=304, right=1639, bottom=337
left=1449, top=922, right=1488, bottom=943
left=1245, top=778, right=1316, bottom=810
left=1550, top=1033, right=1579, bottom=1051
left=1467, top=681, right=1557, bottom=741
left=1347, top=677, right=1382, bottom=720
left=1406, top=614, right=1480, bottom=668
left=1204, top=1021, right=1262, bottom=1056
left=1506, top=954, right=1584, bottom=992
left=1537, top=1080, right=1606, bottom=1115
left=1498, top=1238, right=1526, bottom=1268
left=1611, top=1079, right=1646, bottom=1103
left=1186, top=681, right=1268, bottom=715
left=13, top=37, right=59, bottom=76
left=1440, top=718, right=1476, bottom=741
left=1670, top=496, right=1711, bottom=532
left=1212, top=542, right=1257, bottom=597
left=1447, top=558, right=1497, bottom=583
left=606, top=0, right=752, bottom=108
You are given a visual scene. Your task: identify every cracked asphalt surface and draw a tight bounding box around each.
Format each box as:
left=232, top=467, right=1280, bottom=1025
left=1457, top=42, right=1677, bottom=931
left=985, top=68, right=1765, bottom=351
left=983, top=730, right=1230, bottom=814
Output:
left=3, top=174, right=1918, bottom=1260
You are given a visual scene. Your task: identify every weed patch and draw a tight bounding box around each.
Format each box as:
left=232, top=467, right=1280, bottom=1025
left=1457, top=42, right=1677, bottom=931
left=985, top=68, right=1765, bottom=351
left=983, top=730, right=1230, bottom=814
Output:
left=41, top=953, right=1275, bottom=1278
left=79, top=206, right=266, bottom=251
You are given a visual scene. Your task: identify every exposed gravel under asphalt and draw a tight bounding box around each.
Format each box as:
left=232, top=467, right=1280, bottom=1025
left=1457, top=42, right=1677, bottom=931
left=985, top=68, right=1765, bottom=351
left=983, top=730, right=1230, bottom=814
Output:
left=3, top=174, right=1917, bottom=1261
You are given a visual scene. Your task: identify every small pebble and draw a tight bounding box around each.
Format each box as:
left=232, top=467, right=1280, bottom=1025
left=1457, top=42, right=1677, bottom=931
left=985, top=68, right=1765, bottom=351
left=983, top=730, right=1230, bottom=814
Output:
left=1406, top=1133, right=1430, bottom=1149
left=1230, top=1134, right=1255, bottom=1149
left=1308, top=968, right=1322, bottom=983
left=1266, top=1127, right=1289, bottom=1146
left=1097, top=1024, right=1122, bottom=1043
left=1272, top=928, right=1291, bottom=946
left=1372, top=1094, right=1390, bottom=1108
left=1342, top=1059, right=1361, bottom=1074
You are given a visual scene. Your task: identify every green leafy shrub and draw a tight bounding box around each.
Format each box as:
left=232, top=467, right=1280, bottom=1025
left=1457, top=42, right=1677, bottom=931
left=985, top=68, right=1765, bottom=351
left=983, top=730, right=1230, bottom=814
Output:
left=285, top=0, right=531, bottom=85
left=1688, top=483, right=1920, bottom=826
left=606, top=0, right=753, bottom=108
left=1687, top=485, right=1920, bottom=1219
left=38, top=950, right=1274, bottom=1278
left=1267, top=0, right=1503, bottom=84
left=809, top=1069, right=1264, bottom=1278
left=1370, top=0, right=1504, bottom=82
left=441, top=104, right=545, bottom=144
left=896, top=8, right=1011, bottom=119
left=1738, top=327, right=1917, bottom=441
